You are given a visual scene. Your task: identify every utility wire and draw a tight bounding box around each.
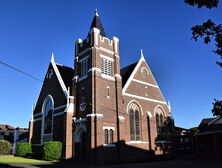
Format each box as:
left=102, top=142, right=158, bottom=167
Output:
left=0, top=60, right=43, bottom=83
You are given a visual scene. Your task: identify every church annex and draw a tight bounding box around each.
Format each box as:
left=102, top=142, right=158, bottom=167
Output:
left=29, top=12, right=172, bottom=163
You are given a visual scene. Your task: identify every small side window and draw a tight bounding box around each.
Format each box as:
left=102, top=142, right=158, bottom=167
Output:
left=110, top=129, right=113, bottom=144
left=104, top=129, right=109, bottom=144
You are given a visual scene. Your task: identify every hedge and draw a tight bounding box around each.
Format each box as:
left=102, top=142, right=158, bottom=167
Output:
left=16, top=142, right=32, bottom=157
left=43, top=141, right=62, bottom=161
left=0, top=140, right=12, bottom=155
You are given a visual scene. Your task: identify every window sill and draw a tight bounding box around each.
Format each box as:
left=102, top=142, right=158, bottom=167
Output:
left=43, top=133, right=53, bottom=135
left=101, top=74, right=115, bottom=81
left=78, top=75, right=88, bottom=82
left=103, top=144, right=116, bottom=147
left=126, top=141, right=149, bottom=144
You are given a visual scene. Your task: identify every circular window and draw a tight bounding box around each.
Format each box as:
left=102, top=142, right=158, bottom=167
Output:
left=141, top=67, right=149, bottom=77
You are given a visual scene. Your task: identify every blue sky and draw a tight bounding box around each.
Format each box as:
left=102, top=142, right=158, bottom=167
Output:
left=0, top=0, right=221, bottom=129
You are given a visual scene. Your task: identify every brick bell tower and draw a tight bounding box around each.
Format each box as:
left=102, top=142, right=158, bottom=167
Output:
left=72, top=10, right=124, bottom=162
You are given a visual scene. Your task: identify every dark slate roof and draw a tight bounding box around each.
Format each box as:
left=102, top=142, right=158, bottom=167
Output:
left=56, top=64, right=73, bottom=89
left=198, top=117, right=222, bottom=133
left=199, top=117, right=216, bottom=127
left=120, top=62, right=138, bottom=88
left=89, top=14, right=107, bottom=37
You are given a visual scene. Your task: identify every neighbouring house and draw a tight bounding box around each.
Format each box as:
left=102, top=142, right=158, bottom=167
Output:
left=29, top=11, right=173, bottom=163
left=195, top=117, right=222, bottom=159
left=0, top=124, right=28, bottom=154
left=174, top=126, right=195, bottom=153
left=0, top=124, right=14, bottom=143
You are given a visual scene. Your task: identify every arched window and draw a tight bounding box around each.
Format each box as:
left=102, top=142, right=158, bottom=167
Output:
left=155, top=107, right=165, bottom=135
left=110, top=129, right=113, bottom=144
left=104, top=128, right=114, bottom=145
left=43, top=96, right=53, bottom=134
left=129, top=103, right=141, bottom=141
left=129, top=109, right=135, bottom=141
left=135, top=110, right=140, bottom=140
left=104, top=129, right=108, bottom=144
left=160, top=114, right=163, bottom=126
left=156, top=114, right=160, bottom=133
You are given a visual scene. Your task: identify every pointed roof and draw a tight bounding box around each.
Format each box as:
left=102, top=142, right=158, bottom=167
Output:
left=89, top=10, right=107, bottom=37
left=50, top=53, right=73, bottom=96
left=56, top=64, right=73, bottom=89
left=120, top=62, right=138, bottom=88
left=120, top=50, right=146, bottom=88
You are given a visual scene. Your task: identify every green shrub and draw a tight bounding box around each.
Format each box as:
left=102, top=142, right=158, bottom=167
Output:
left=0, top=140, right=12, bottom=155
left=16, top=142, right=32, bottom=157
left=43, top=141, right=62, bottom=161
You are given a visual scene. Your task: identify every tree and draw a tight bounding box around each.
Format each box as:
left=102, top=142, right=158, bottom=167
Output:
left=185, top=0, right=222, bottom=116
left=189, top=127, right=199, bottom=135
left=212, top=99, right=222, bottom=116
left=185, top=0, right=219, bottom=9
left=0, top=140, right=12, bottom=155
left=185, top=0, right=222, bottom=67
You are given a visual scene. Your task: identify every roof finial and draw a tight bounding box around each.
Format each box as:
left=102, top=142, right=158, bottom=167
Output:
left=51, top=52, right=55, bottom=62
left=95, top=8, right=99, bottom=16
left=31, top=104, right=34, bottom=121
left=140, top=49, right=144, bottom=57
left=168, top=100, right=171, bottom=113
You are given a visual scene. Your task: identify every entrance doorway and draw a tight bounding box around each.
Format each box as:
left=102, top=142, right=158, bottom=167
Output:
left=74, top=122, right=87, bottom=161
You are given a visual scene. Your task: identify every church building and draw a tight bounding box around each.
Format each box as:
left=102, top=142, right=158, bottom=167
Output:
left=29, top=11, right=172, bottom=163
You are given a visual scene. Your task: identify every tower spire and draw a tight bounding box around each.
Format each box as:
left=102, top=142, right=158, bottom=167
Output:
left=89, top=10, right=107, bottom=37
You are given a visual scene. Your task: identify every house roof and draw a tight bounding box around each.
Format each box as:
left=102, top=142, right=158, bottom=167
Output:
left=120, top=62, right=138, bottom=88
left=16, top=127, right=28, bottom=132
left=174, top=126, right=188, bottom=131
left=89, top=13, right=107, bottom=37
left=0, top=124, right=15, bottom=131
left=56, top=64, right=73, bottom=90
left=198, top=117, right=222, bottom=134
left=199, top=117, right=216, bottom=127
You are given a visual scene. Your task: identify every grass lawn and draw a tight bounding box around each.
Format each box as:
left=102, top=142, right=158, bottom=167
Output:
left=0, top=155, right=54, bottom=165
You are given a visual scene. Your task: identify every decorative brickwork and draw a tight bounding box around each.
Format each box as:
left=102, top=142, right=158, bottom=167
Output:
left=30, top=12, right=173, bottom=163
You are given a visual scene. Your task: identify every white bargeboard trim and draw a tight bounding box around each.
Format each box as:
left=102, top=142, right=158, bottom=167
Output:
left=51, top=54, right=68, bottom=96
left=122, top=54, right=145, bottom=93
